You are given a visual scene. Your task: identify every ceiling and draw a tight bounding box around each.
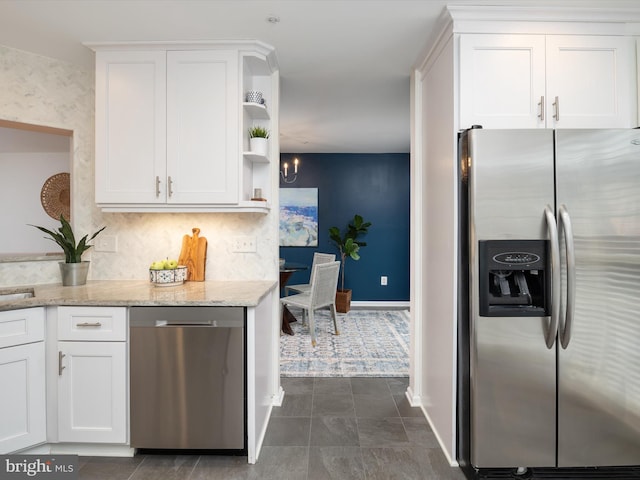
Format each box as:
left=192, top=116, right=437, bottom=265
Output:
left=0, top=0, right=639, bottom=154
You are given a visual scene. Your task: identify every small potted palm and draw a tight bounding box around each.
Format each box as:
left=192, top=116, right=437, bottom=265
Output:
left=328, top=214, right=372, bottom=313
left=30, top=215, right=106, bottom=286
left=248, top=125, right=270, bottom=157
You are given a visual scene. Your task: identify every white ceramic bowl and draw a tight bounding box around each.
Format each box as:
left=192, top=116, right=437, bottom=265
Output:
left=149, top=266, right=188, bottom=286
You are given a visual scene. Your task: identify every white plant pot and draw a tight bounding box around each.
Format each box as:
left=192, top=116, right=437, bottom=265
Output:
left=249, top=137, right=268, bottom=157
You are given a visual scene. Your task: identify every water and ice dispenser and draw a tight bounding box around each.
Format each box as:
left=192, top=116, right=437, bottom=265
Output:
left=478, top=240, right=550, bottom=317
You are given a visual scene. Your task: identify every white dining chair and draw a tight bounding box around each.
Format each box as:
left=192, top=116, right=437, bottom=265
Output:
left=285, top=252, right=336, bottom=296
left=280, top=260, right=341, bottom=346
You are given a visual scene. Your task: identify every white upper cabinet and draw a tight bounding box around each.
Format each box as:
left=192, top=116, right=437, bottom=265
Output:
left=166, top=50, right=238, bottom=204
left=545, top=35, right=633, bottom=128
left=95, top=50, right=166, bottom=205
left=460, top=34, right=634, bottom=129
left=93, top=42, right=278, bottom=212
left=460, top=34, right=546, bottom=129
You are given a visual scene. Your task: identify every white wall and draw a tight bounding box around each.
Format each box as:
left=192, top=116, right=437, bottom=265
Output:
left=0, top=44, right=93, bottom=285
left=0, top=151, right=69, bottom=253
left=0, top=44, right=278, bottom=288
left=413, top=31, right=458, bottom=464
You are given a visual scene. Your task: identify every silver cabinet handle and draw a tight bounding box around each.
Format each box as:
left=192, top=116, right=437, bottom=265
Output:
left=155, top=176, right=161, bottom=197
left=537, top=95, right=545, bottom=121
left=168, top=176, right=174, bottom=198
left=58, top=351, right=66, bottom=376
left=544, top=205, right=560, bottom=349
left=558, top=205, right=575, bottom=349
left=552, top=96, right=560, bottom=121
left=76, top=322, right=102, bottom=327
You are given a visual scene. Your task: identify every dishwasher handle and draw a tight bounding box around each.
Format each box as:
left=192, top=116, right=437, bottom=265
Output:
left=155, top=320, right=217, bottom=327
left=129, top=306, right=245, bottom=328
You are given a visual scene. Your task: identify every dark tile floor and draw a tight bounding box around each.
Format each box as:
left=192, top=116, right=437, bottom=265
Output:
left=78, top=377, right=467, bottom=480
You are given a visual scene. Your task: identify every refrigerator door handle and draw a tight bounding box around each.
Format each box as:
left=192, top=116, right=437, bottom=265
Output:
left=544, top=205, right=560, bottom=348
left=558, top=205, right=576, bottom=349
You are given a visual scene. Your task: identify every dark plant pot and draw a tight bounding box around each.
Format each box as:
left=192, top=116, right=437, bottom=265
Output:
left=335, top=289, right=352, bottom=313
left=59, top=261, right=90, bottom=286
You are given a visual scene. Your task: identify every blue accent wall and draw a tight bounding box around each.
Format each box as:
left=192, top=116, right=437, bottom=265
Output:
left=279, top=153, right=409, bottom=302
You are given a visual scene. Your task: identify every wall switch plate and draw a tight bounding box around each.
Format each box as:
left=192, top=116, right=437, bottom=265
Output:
left=233, top=236, right=257, bottom=253
left=95, top=235, right=117, bottom=252
left=381, top=276, right=388, bottom=286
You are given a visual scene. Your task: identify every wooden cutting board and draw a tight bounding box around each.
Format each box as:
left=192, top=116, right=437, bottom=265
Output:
left=178, top=228, right=207, bottom=281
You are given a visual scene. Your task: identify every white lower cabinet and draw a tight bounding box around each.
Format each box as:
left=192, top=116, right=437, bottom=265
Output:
left=0, top=308, right=46, bottom=453
left=56, top=307, right=127, bottom=444
left=57, top=341, right=127, bottom=443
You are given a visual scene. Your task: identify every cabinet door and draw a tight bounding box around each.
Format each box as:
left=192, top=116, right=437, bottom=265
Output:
left=459, top=34, right=546, bottom=129
left=0, top=343, right=46, bottom=453
left=546, top=35, right=634, bottom=128
left=167, top=50, right=239, bottom=204
left=57, top=341, right=127, bottom=444
left=95, top=51, right=167, bottom=204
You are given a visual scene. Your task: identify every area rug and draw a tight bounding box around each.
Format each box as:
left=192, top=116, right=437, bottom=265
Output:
left=280, top=308, right=410, bottom=377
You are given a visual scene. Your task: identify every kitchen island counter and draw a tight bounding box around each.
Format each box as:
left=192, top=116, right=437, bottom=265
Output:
left=0, top=280, right=277, bottom=311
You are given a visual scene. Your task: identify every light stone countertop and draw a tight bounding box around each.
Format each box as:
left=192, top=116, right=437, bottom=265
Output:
left=0, top=280, right=278, bottom=312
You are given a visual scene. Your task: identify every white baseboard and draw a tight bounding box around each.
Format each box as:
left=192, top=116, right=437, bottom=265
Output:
left=16, top=443, right=134, bottom=457
left=405, top=385, right=421, bottom=407
left=405, top=387, right=459, bottom=467
left=16, top=444, right=50, bottom=454
left=49, top=443, right=134, bottom=457
left=272, top=385, right=285, bottom=407
left=419, top=406, right=459, bottom=468
left=350, top=301, right=410, bottom=309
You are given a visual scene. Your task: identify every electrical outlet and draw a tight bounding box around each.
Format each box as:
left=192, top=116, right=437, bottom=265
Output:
left=232, top=236, right=257, bottom=253
left=381, top=275, right=388, bottom=286
left=95, top=235, right=117, bottom=252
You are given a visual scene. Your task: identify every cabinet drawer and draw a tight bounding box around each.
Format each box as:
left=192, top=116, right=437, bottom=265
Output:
left=0, top=308, right=45, bottom=349
left=57, top=307, right=126, bottom=341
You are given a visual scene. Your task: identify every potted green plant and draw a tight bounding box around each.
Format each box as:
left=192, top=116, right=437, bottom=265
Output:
left=30, top=215, right=106, bottom=286
left=248, top=125, right=270, bottom=156
left=328, top=214, right=372, bottom=313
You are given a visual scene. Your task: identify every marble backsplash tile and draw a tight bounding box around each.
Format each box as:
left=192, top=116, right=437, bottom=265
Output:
left=89, top=212, right=277, bottom=281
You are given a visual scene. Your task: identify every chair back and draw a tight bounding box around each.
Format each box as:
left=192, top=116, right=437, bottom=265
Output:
left=313, top=252, right=336, bottom=267
left=306, top=252, right=336, bottom=286
left=309, top=261, right=341, bottom=308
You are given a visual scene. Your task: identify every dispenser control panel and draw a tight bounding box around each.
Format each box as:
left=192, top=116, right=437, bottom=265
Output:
left=479, top=240, right=550, bottom=317
left=492, top=252, right=540, bottom=266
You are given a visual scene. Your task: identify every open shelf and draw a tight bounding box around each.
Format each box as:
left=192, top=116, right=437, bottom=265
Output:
left=243, top=102, right=269, bottom=120
left=243, top=152, right=269, bottom=163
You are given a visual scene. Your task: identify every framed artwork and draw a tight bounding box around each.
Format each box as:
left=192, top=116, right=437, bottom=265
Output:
left=279, top=188, right=318, bottom=247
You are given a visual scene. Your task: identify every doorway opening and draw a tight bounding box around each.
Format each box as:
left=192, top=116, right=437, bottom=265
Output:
left=0, top=119, right=72, bottom=258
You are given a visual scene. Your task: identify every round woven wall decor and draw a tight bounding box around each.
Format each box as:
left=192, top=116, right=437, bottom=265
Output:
left=40, top=172, right=70, bottom=220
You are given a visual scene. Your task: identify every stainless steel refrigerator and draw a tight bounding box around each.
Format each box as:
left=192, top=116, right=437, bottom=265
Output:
left=457, top=128, right=640, bottom=472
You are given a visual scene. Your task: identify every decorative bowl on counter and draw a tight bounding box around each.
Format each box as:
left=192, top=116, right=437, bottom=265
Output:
left=149, top=266, right=188, bottom=286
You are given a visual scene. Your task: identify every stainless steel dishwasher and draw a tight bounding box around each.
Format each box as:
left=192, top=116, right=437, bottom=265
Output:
left=129, top=306, right=245, bottom=451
